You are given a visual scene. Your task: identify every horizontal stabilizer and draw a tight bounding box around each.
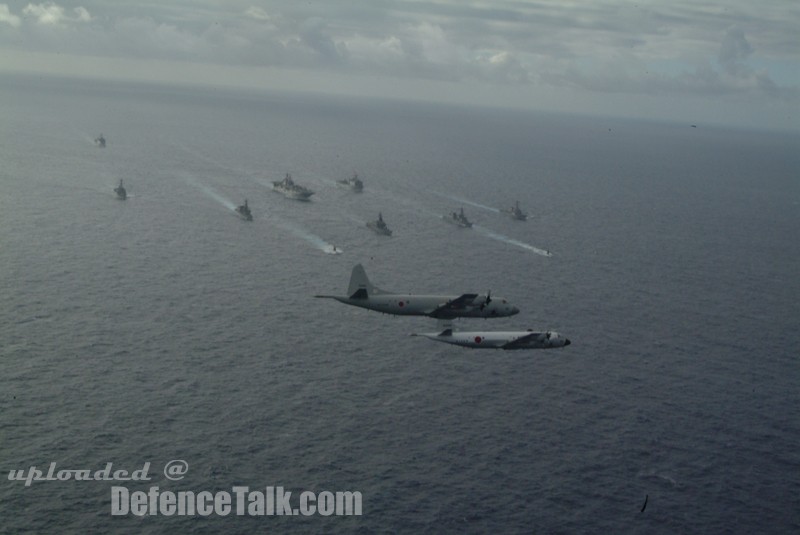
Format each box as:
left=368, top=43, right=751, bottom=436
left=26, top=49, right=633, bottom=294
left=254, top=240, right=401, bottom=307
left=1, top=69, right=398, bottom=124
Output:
left=436, top=319, right=454, bottom=336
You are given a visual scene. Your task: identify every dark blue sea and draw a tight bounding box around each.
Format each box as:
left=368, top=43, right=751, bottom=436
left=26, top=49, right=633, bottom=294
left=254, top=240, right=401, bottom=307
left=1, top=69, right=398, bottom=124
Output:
left=1, top=74, right=798, bottom=534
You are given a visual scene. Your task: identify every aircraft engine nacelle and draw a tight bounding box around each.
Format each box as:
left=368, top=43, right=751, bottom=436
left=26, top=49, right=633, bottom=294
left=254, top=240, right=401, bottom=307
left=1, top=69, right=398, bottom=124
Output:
left=544, top=331, right=570, bottom=347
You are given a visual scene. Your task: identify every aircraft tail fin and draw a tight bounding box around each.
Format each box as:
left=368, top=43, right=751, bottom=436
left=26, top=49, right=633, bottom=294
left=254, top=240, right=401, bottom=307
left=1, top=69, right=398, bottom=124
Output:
left=436, top=319, right=454, bottom=336
left=347, top=264, right=386, bottom=298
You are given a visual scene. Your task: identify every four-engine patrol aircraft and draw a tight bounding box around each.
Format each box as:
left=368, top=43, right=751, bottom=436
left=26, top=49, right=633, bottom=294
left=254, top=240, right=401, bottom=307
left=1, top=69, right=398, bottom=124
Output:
left=412, top=323, right=571, bottom=350
left=315, top=264, right=520, bottom=319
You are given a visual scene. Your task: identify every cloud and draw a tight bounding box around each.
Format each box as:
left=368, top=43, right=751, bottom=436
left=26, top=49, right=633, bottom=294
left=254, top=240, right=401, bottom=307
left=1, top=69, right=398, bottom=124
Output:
left=298, top=17, right=347, bottom=63
left=22, top=2, right=90, bottom=25
left=0, top=4, right=21, bottom=27
left=407, top=21, right=464, bottom=66
left=244, top=6, right=270, bottom=22
left=112, top=16, right=200, bottom=59
left=718, top=26, right=753, bottom=76
left=343, top=34, right=404, bottom=66
left=73, top=6, right=91, bottom=23
left=712, top=26, right=782, bottom=95
left=478, top=50, right=530, bottom=83
left=0, top=0, right=795, bottom=109
left=22, top=2, right=64, bottom=25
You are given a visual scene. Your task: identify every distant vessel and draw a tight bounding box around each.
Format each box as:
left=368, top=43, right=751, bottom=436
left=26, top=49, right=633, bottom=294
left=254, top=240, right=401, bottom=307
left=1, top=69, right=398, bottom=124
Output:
left=114, top=179, right=127, bottom=200
left=337, top=173, right=363, bottom=192
left=503, top=200, right=527, bottom=221
left=272, top=173, right=314, bottom=201
left=443, top=207, right=472, bottom=228
left=235, top=199, right=253, bottom=221
left=367, top=212, right=392, bottom=236
left=95, top=134, right=106, bottom=148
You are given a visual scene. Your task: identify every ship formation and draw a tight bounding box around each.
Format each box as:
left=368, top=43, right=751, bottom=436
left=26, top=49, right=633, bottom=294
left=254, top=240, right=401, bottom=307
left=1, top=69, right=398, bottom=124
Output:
left=105, top=163, right=544, bottom=261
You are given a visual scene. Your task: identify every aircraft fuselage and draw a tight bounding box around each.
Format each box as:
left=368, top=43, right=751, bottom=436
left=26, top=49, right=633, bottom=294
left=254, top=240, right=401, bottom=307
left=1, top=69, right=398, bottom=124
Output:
left=315, top=264, right=520, bottom=319
left=414, top=330, right=571, bottom=349
left=325, top=293, right=518, bottom=318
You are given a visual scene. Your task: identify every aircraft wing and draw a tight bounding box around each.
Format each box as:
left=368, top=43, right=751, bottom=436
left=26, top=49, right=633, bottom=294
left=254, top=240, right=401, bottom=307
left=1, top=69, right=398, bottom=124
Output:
left=500, top=331, right=547, bottom=349
left=429, top=293, right=479, bottom=318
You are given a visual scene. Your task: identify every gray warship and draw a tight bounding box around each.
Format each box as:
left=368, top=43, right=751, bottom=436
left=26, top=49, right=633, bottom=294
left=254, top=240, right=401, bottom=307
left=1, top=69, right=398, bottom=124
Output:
left=337, top=173, right=364, bottom=192
left=235, top=199, right=253, bottom=221
left=443, top=207, right=472, bottom=228
left=114, top=179, right=127, bottom=200
left=367, top=212, right=392, bottom=236
left=272, top=173, right=314, bottom=201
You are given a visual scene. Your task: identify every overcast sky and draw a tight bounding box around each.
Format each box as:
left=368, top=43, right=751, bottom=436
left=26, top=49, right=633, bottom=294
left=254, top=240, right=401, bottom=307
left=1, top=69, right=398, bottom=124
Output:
left=1, top=0, right=797, bottom=129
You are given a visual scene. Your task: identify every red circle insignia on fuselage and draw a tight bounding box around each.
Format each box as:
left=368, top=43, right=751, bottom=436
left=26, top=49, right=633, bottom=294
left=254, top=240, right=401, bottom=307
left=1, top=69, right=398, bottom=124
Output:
left=474, top=336, right=482, bottom=343
left=398, top=301, right=404, bottom=307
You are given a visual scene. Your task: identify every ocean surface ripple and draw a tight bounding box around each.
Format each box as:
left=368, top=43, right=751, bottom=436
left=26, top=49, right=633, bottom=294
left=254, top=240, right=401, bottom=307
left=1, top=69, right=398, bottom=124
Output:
left=1, top=75, right=798, bottom=534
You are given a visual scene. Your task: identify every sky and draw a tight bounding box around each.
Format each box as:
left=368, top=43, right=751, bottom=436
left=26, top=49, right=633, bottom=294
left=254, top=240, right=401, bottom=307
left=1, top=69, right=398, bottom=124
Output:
left=0, top=0, right=798, bottom=129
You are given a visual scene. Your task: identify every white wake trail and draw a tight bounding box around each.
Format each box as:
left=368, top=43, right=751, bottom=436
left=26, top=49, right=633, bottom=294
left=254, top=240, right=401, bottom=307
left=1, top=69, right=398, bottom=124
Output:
left=434, top=192, right=500, bottom=213
left=474, top=226, right=551, bottom=256
left=276, top=220, right=341, bottom=254
left=181, top=175, right=237, bottom=211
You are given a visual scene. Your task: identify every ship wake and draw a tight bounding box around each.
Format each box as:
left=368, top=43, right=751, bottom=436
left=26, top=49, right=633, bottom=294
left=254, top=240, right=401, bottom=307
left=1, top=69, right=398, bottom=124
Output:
left=435, top=192, right=500, bottom=213
left=181, top=175, right=236, bottom=211
left=277, top=220, right=341, bottom=254
left=474, top=226, right=551, bottom=256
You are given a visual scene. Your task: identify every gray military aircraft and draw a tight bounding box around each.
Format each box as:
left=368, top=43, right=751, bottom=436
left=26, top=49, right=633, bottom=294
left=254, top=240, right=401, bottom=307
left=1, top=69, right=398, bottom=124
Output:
left=412, top=325, right=571, bottom=349
left=315, top=264, right=520, bottom=319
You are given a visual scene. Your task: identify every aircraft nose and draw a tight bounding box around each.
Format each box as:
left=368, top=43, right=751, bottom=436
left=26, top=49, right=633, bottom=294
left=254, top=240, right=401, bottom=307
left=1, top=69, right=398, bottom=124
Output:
left=511, top=306, right=520, bottom=315
left=565, top=339, right=571, bottom=346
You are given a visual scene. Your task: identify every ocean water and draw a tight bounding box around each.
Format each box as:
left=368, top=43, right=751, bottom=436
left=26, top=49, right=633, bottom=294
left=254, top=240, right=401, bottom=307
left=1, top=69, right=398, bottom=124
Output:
left=1, top=74, right=798, bottom=534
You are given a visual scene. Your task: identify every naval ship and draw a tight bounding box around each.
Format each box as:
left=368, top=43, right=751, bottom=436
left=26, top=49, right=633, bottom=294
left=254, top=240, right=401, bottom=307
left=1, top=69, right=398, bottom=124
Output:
left=114, top=179, right=127, bottom=200
left=337, top=173, right=364, bottom=192
left=235, top=199, right=253, bottom=221
left=443, top=207, right=472, bottom=228
left=272, top=173, right=314, bottom=201
left=367, top=212, right=392, bottom=236
left=503, top=200, right=527, bottom=221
